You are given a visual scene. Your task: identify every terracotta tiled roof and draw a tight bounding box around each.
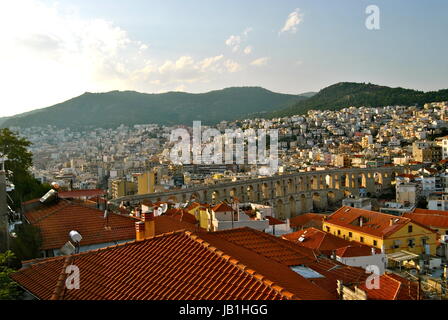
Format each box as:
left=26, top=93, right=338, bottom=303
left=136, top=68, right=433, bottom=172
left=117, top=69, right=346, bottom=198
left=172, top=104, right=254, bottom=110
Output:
left=265, top=216, right=284, bottom=226
left=359, top=273, right=421, bottom=300
left=212, top=203, right=235, bottom=213
left=198, top=227, right=376, bottom=298
left=10, top=231, right=299, bottom=300
left=335, top=245, right=381, bottom=258
left=155, top=215, right=201, bottom=235
left=207, top=227, right=317, bottom=266
left=325, top=207, right=412, bottom=238
left=413, top=208, right=448, bottom=217
left=282, top=228, right=354, bottom=254
left=24, top=200, right=138, bottom=250
left=164, top=208, right=199, bottom=225
left=289, top=213, right=327, bottom=229
left=197, top=229, right=335, bottom=300
left=58, top=189, right=106, bottom=199
left=403, top=212, right=448, bottom=229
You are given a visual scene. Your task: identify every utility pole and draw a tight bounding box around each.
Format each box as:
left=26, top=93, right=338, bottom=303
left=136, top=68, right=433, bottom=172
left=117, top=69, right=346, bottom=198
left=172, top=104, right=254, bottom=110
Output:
left=0, top=158, right=9, bottom=252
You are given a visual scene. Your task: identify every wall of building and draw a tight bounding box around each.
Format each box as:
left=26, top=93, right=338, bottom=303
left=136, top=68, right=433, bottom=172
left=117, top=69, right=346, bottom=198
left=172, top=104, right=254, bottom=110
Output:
left=322, top=221, right=437, bottom=255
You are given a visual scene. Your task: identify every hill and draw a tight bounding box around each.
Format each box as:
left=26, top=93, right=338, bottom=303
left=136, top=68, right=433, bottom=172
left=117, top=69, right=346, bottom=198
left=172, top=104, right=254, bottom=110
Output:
left=2, top=87, right=306, bottom=128
left=270, top=82, right=448, bottom=117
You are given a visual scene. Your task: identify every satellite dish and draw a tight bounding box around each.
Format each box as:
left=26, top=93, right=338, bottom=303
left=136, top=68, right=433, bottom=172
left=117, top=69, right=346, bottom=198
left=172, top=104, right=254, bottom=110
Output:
left=69, top=230, right=82, bottom=243
left=160, top=203, right=168, bottom=214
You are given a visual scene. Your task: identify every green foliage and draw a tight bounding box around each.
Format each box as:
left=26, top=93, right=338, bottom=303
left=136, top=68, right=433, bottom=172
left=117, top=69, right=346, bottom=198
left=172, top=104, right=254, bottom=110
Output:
left=1, top=87, right=307, bottom=128
left=0, top=128, right=51, bottom=207
left=10, top=224, right=43, bottom=262
left=271, top=82, right=448, bottom=117
left=0, top=251, right=20, bottom=300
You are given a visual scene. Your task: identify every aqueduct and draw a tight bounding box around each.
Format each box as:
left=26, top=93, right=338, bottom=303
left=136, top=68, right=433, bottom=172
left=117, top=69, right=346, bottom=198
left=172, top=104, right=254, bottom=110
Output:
left=112, top=166, right=414, bottom=219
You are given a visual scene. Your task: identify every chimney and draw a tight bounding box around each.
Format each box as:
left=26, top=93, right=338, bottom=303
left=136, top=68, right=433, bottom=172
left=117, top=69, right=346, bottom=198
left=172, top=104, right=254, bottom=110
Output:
left=135, top=221, right=145, bottom=241
left=142, top=211, right=155, bottom=239
left=389, top=218, right=394, bottom=226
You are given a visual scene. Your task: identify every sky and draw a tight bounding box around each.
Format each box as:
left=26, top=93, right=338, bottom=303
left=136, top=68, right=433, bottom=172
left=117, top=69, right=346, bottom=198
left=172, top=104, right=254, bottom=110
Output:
left=1, top=0, right=447, bottom=117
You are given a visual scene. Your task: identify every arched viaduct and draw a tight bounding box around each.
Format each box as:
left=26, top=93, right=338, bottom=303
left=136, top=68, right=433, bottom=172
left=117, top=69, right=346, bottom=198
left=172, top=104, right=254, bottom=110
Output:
left=112, top=166, right=414, bottom=220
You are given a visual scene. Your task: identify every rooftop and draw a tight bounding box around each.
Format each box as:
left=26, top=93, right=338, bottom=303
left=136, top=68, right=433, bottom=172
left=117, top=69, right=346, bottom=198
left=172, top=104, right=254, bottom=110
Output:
left=282, top=228, right=353, bottom=254
left=324, top=206, right=412, bottom=238
left=403, top=212, right=448, bottom=229
left=24, top=199, right=138, bottom=250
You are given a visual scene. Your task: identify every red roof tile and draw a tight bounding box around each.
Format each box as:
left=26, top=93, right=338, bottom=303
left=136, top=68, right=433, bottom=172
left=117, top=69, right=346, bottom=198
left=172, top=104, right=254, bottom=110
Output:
left=155, top=215, right=202, bottom=235
left=325, top=207, right=412, bottom=238
left=359, top=273, right=421, bottom=300
left=24, top=200, right=138, bottom=250
left=282, top=228, right=354, bottom=254
left=10, top=231, right=298, bottom=300
left=165, top=209, right=199, bottom=225
left=413, top=208, right=448, bottom=217
left=212, top=203, right=235, bottom=213
left=403, top=212, right=448, bottom=229
left=335, top=245, right=381, bottom=258
left=265, top=216, right=284, bottom=226
left=58, top=189, right=106, bottom=199
left=289, top=213, right=327, bottom=229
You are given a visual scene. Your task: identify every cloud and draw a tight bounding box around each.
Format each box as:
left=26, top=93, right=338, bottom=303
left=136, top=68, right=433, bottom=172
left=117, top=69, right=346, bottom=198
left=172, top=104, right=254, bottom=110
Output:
left=279, top=8, right=303, bottom=34
left=0, top=0, right=244, bottom=115
left=243, top=46, right=253, bottom=55
left=225, top=27, right=253, bottom=53
left=243, top=27, right=253, bottom=37
left=225, top=35, right=242, bottom=52
left=224, top=60, right=241, bottom=73
left=250, top=57, right=269, bottom=67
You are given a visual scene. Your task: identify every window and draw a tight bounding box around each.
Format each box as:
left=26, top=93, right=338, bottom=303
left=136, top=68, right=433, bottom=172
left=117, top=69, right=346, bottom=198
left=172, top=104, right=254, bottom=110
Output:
left=337, top=230, right=341, bottom=236
left=360, top=237, right=364, bottom=243
left=326, top=227, right=330, bottom=232
left=373, top=240, right=377, bottom=246
left=349, top=232, right=353, bottom=238
left=408, top=239, right=415, bottom=248
left=408, top=225, right=413, bottom=233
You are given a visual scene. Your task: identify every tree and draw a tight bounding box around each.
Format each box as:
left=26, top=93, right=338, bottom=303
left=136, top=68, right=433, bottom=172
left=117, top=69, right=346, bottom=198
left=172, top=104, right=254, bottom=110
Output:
left=0, top=128, right=51, bottom=208
left=0, top=251, right=21, bottom=300
left=10, top=224, right=43, bottom=262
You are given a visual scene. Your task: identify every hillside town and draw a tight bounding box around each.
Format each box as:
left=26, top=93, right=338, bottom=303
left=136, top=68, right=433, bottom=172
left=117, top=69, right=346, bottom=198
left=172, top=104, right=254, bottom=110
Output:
left=2, top=101, right=448, bottom=301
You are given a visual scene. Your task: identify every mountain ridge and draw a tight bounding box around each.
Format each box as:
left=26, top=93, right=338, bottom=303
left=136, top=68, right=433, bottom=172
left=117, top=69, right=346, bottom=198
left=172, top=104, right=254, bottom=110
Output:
left=1, top=87, right=308, bottom=128
left=269, top=82, right=448, bottom=118
left=2, top=83, right=448, bottom=129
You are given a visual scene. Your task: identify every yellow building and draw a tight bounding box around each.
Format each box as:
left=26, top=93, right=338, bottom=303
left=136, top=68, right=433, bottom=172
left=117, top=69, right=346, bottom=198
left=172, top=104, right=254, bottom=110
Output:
left=111, top=180, right=137, bottom=199
left=404, top=209, right=448, bottom=237
left=322, top=206, right=438, bottom=255
left=137, top=170, right=158, bottom=195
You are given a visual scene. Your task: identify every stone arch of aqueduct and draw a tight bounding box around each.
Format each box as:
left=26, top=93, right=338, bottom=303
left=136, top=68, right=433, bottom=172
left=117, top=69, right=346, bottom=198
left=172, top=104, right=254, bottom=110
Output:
left=112, top=166, right=415, bottom=219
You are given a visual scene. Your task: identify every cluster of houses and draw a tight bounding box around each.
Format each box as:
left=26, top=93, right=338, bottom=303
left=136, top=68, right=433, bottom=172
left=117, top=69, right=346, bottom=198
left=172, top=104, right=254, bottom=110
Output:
left=8, top=185, right=448, bottom=300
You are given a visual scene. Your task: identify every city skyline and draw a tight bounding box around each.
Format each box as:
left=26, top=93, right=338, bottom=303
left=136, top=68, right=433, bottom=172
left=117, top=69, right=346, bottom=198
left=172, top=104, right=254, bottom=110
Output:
left=1, top=0, right=448, bottom=117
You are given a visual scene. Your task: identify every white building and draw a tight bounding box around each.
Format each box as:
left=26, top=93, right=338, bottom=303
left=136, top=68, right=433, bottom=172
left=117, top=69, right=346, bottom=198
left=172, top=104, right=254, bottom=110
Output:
left=335, top=246, right=387, bottom=275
